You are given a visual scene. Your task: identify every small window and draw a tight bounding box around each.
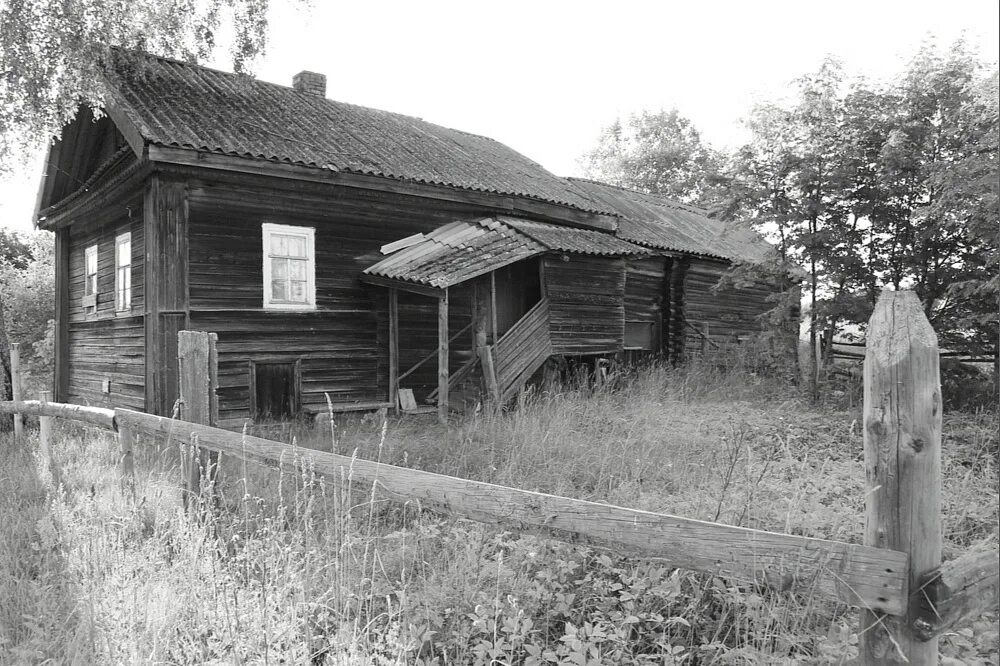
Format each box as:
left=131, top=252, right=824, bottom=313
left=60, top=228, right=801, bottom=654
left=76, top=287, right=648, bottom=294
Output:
left=115, top=231, right=132, bottom=312
left=83, top=244, right=98, bottom=308
left=262, top=223, right=315, bottom=309
left=624, top=321, right=654, bottom=350
left=252, top=361, right=300, bottom=419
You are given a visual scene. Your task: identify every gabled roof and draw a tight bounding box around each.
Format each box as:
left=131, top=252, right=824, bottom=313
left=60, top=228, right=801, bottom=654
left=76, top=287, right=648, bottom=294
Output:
left=567, top=178, right=774, bottom=264
left=362, top=217, right=648, bottom=291
left=102, top=50, right=609, bottom=216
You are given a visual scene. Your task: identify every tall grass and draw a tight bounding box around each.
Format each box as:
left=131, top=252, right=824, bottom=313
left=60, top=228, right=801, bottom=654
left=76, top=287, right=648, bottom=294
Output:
left=1, top=362, right=996, bottom=663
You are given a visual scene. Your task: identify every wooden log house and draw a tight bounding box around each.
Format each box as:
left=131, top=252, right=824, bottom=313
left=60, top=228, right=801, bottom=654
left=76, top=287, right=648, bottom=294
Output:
left=34, top=50, right=790, bottom=425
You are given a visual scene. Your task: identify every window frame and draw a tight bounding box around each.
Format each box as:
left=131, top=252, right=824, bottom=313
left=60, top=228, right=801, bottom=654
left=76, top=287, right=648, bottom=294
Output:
left=83, top=244, right=98, bottom=309
left=262, top=223, right=316, bottom=310
left=114, top=230, right=132, bottom=313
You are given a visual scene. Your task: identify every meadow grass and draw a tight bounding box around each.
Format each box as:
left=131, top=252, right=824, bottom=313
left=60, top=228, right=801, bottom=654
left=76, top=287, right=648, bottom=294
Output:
left=1, top=363, right=997, bottom=664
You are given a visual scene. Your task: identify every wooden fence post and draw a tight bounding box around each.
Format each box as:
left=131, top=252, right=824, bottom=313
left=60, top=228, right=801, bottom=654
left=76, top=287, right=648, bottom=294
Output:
left=10, top=342, right=23, bottom=441
left=177, top=331, right=219, bottom=509
left=38, top=390, right=51, bottom=468
left=860, top=291, right=941, bottom=665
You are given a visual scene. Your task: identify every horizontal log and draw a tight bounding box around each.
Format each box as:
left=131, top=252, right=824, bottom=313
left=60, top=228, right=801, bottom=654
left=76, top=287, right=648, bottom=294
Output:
left=0, top=400, right=117, bottom=430
left=911, top=548, right=999, bottom=641
left=114, top=407, right=908, bottom=614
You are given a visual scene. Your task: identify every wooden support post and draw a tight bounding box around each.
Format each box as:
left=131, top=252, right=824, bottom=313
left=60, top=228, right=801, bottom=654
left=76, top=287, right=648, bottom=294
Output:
left=490, top=271, right=498, bottom=343
left=474, top=279, right=501, bottom=406
left=700, top=323, right=710, bottom=356
left=10, top=343, right=23, bottom=441
left=178, top=331, right=219, bottom=509
left=860, top=291, right=941, bottom=665
left=388, top=288, right=399, bottom=413
left=38, top=390, right=51, bottom=468
left=438, top=289, right=449, bottom=424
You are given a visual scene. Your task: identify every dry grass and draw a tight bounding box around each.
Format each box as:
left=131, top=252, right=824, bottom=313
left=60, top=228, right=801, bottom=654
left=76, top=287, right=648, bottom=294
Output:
left=1, top=363, right=997, bottom=664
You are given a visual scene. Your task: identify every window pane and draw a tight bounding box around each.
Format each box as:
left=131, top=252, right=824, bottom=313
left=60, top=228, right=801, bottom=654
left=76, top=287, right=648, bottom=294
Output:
left=271, top=279, right=287, bottom=301
left=288, top=259, right=305, bottom=280
left=272, top=258, right=288, bottom=279
left=287, top=236, right=306, bottom=257
left=289, top=280, right=306, bottom=302
left=118, top=240, right=130, bottom=267
left=270, top=234, right=288, bottom=256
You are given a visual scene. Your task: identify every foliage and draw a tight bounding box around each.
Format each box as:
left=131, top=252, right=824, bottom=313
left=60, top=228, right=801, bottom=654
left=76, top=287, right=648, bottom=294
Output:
left=580, top=109, right=725, bottom=206
left=0, top=229, right=55, bottom=390
left=0, top=0, right=276, bottom=175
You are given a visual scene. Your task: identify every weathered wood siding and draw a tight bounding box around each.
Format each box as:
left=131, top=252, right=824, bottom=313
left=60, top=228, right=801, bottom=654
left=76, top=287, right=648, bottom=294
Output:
left=65, top=190, right=145, bottom=409
left=681, top=258, right=778, bottom=352
left=544, top=254, right=625, bottom=356
left=184, top=177, right=483, bottom=422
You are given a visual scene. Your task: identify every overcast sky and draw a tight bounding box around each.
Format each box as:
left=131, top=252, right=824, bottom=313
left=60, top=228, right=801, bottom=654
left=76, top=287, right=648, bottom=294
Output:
left=1, top=0, right=997, bottom=232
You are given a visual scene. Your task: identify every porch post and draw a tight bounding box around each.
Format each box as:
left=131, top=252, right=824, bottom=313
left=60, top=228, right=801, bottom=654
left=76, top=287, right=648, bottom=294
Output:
left=388, top=288, right=399, bottom=413
left=438, top=288, right=449, bottom=424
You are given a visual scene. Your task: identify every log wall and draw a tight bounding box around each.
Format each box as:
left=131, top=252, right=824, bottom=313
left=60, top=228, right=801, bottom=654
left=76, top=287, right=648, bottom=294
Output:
left=65, top=188, right=146, bottom=409
left=544, top=254, right=625, bottom=356
left=681, top=258, right=781, bottom=353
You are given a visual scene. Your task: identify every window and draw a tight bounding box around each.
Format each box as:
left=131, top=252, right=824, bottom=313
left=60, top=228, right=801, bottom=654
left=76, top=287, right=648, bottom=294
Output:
left=115, top=231, right=132, bottom=312
left=251, top=361, right=300, bottom=419
left=83, top=244, right=98, bottom=308
left=262, top=223, right=315, bottom=309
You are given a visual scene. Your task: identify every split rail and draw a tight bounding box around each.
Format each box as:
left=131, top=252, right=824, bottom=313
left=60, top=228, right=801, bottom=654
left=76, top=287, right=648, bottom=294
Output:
left=2, top=291, right=997, bottom=665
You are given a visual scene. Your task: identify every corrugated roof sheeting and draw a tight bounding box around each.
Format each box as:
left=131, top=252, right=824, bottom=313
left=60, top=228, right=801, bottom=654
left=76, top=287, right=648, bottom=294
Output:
left=500, top=217, right=649, bottom=256
left=364, top=219, right=545, bottom=289
left=568, top=178, right=774, bottom=264
left=106, top=51, right=609, bottom=214
left=364, top=217, right=649, bottom=289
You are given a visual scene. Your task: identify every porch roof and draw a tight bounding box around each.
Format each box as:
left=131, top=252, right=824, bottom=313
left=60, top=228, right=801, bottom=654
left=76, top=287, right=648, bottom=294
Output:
left=362, top=217, right=648, bottom=292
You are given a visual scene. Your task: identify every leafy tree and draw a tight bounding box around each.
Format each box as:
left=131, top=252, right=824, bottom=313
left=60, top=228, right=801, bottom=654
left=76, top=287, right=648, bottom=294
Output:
left=580, top=109, right=725, bottom=205
left=0, top=0, right=277, bottom=176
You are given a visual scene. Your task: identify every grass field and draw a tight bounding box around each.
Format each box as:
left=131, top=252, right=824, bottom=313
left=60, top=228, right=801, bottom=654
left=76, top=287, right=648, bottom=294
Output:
left=1, top=364, right=997, bottom=664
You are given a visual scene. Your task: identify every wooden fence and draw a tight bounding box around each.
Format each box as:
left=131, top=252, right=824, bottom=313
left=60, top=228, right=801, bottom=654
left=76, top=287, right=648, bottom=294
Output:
left=2, top=291, right=997, bottom=665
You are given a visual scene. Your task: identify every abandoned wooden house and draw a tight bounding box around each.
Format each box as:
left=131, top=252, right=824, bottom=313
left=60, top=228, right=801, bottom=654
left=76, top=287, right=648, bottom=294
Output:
left=35, top=50, right=786, bottom=426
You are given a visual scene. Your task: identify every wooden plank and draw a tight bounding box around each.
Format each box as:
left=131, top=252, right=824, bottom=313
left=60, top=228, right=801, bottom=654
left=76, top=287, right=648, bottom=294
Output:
left=0, top=400, right=117, bottom=430
left=54, top=228, right=71, bottom=401
left=860, top=291, right=941, bottom=665
left=438, top=290, right=449, bottom=424
left=177, top=330, right=219, bottom=507
left=113, top=406, right=909, bottom=614
left=388, top=288, right=399, bottom=412
left=912, top=549, right=999, bottom=642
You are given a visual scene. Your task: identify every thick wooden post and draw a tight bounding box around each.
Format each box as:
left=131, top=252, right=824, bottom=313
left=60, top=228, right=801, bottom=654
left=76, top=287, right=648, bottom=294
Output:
left=38, top=390, right=51, bottom=467
left=177, top=331, right=219, bottom=507
left=474, top=279, right=501, bottom=406
left=700, top=323, right=710, bottom=355
left=438, top=289, right=449, bottom=424
left=10, top=343, right=23, bottom=441
left=388, top=288, right=399, bottom=413
left=860, top=291, right=941, bottom=665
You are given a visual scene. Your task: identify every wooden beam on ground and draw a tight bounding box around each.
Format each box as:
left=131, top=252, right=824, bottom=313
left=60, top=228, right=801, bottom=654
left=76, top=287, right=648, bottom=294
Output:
left=388, top=289, right=399, bottom=413
left=0, top=400, right=116, bottom=430
left=438, top=289, right=449, bottom=424
left=112, top=406, right=909, bottom=614
left=911, top=549, right=999, bottom=642
left=860, top=291, right=942, bottom=665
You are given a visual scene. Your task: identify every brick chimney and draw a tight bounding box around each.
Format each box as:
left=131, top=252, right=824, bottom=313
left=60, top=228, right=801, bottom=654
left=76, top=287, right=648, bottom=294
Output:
left=292, top=71, right=326, bottom=97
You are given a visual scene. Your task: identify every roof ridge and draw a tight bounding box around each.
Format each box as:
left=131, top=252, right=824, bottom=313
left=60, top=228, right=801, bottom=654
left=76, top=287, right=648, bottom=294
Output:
left=566, top=177, right=708, bottom=214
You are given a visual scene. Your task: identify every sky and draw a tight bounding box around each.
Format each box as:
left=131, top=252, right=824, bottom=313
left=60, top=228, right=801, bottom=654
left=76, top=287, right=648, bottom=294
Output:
left=1, top=0, right=997, bottom=233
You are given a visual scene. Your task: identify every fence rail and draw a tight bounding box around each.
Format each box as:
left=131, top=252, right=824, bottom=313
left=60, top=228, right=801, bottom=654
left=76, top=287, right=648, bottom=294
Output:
left=3, top=290, right=997, bottom=665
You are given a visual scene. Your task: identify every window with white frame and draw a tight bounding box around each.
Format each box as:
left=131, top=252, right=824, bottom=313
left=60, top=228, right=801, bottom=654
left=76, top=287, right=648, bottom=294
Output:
left=262, top=223, right=315, bottom=309
left=115, top=231, right=132, bottom=312
left=83, top=244, right=98, bottom=308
